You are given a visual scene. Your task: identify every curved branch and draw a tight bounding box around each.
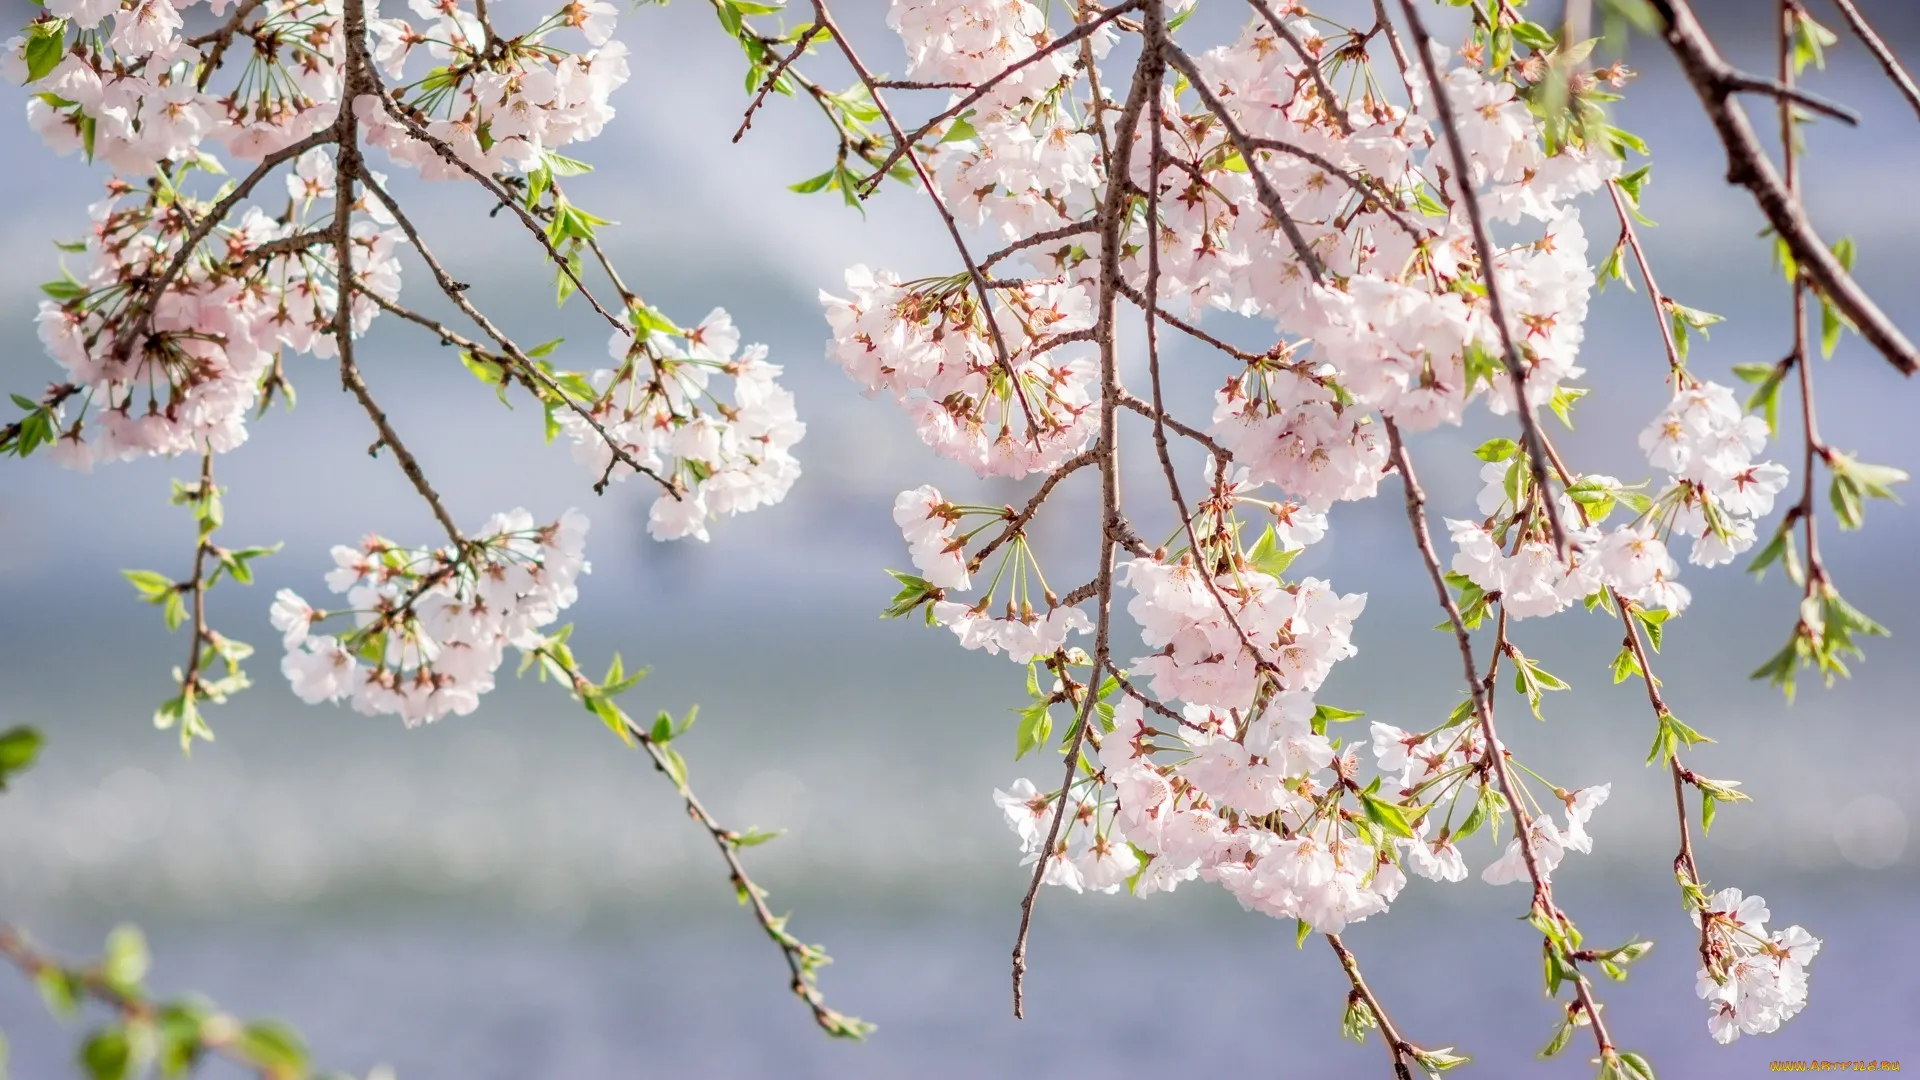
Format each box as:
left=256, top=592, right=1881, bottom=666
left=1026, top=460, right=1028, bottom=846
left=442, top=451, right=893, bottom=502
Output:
left=1648, top=0, right=1918, bottom=375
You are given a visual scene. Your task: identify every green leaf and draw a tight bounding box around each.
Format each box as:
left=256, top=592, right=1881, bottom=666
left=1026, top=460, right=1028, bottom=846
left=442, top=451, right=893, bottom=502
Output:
left=101, top=925, right=149, bottom=991
left=1415, top=1046, right=1472, bottom=1074
left=734, top=827, right=784, bottom=848
left=1647, top=711, right=1714, bottom=766
left=1617, top=1049, right=1658, bottom=1080
left=1310, top=704, right=1364, bottom=737
left=34, top=964, right=81, bottom=1018
left=881, top=569, right=938, bottom=619
left=24, top=19, right=69, bottom=85
left=789, top=168, right=836, bottom=194
left=78, top=1026, right=132, bottom=1080
left=1360, top=792, right=1417, bottom=840
left=1611, top=646, right=1639, bottom=684
left=235, top=1021, right=307, bottom=1074
left=1246, top=524, right=1301, bottom=578
left=1014, top=702, right=1052, bottom=759
left=1473, top=438, right=1519, bottom=462
left=1512, top=21, right=1557, bottom=50
left=0, top=726, right=43, bottom=789
left=1537, top=1015, right=1576, bottom=1059
left=121, top=570, right=175, bottom=603
left=1549, top=386, right=1588, bottom=429
left=659, top=745, right=689, bottom=789
left=1614, top=164, right=1652, bottom=206
left=1636, top=606, right=1670, bottom=652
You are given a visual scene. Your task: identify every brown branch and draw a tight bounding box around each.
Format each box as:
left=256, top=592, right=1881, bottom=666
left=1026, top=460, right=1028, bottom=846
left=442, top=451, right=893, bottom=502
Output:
left=1719, top=71, right=1859, bottom=125
left=1140, top=28, right=1283, bottom=690
left=373, top=87, right=628, bottom=333
left=1010, top=11, right=1158, bottom=1015
left=1242, top=136, right=1427, bottom=240
left=118, top=128, right=335, bottom=360
left=1116, top=391, right=1233, bottom=461
left=734, top=24, right=824, bottom=142
left=979, top=222, right=1099, bottom=272
left=855, top=1, right=1145, bottom=194
left=1828, top=0, right=1920, bottom=122
left=354, top=169, right=677, bottom=496
left=1781, top=0, right=1831, bottom=603
left=177, top=453, right=218, bottom=709
left=1114, top=281, right=1267, bottom=364
left=1605, top=182, right=1686, bottom=375
left=1326, top=932, right=1419, bottom=1080
left=1159, top=41, right=1328, bottom=284
left=236, top=228, right=335, bottom=270
left=1535, top=428, right=1715, bottom=978
left=187, top=0, right=270, bottom=90
left=537, top=647, right=868, bottom=1038
left=972, top=448, right=1100, bottom=569
left=332, top=12, right=464, bottom=551
left=812, top=0, right=1045, bottom=443
left=0, top=927, right=289, bottom=1080
left=1393, top=0, right=1571, bottom=558
left=1648, top=0, right=1918, bottom=375
left=1248, top=0, right=1352, bottom=135
left=1383, top=417, right=1618, bottom=1064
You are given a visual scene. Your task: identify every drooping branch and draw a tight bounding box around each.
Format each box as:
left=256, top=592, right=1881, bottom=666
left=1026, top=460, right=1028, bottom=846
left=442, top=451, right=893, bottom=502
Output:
left=811, top=0, right=1046, bottom=441
left=1159, top=41, right=1329, bottom=284
left=1647, top=0, right=1919, bottom=375
left=354, top=170, right=678, bottom=495
left=1384, top=418, right=1620, bottom=1066
left=1826, top=0, right=1920, bottom=122
left=1393, top=0, right=1572, bottom=558
left=1009, top=9, right=1158, bottom=1016
left=0, top=927, right=308, bottom=1080
left=853, top=1, right=1145, bottom=193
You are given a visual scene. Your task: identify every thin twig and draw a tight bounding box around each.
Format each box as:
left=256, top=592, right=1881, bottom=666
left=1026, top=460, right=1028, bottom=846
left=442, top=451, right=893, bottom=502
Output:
left=1827, top=0, right=1920, bottom=122
left=355, top=170, right=677, bottom=495
left=1326, top=933, right=1419, bottom=1080
left=0, top=928, right=288, bottom=1080
left=735, top=24, right=825, bottom=142
left=812, top=0, right=1045, bottom=441
left=1160, top=41, right=1328, bottom=284
left=856, top=1, right=1145, bottom=194
left=1010, top=15, right=1158, bottom=1016
left=1394, top=0, right=1571, bottom=558
left=537, top=647, right=868, bottom=1038
left=1384, top=418, right=1618, bottom=1064
left=1248, top=0, right=1353, bottom=135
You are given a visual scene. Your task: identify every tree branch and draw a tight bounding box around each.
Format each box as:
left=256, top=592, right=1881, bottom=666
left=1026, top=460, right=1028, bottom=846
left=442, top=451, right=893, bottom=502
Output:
left=1648, top=0, right=1918, bottom=375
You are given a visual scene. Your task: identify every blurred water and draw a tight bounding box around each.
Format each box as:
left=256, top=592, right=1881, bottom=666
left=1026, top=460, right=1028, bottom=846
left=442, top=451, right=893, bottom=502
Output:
left=3, top=877, right=1916, bottom=1078
left=3, top=0, right=1920, bottom=1074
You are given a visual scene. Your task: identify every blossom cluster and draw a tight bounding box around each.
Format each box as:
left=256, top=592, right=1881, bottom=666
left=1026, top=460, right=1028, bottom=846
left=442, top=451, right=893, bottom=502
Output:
left=1640, top=380, right=1790, bottom=567
left=10, top=0, right=636, bottom=472
left=361, top=0, right=630, bottom=180
left=558, top=307, right=805, bottom=542
left=823, top=268, right=1097, bottom=478
left=35, top=151, right=403, bottom=471
left=828, top=0, right=1826, bottom=1051
left=273, top=508, right=589, bottom=726
left=1694, top=889, right=1821, bottom=1044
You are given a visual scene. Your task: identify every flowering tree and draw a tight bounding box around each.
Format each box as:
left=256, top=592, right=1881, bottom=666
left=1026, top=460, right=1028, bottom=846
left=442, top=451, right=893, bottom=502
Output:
left=3, top=0, right=1916, bottom=1076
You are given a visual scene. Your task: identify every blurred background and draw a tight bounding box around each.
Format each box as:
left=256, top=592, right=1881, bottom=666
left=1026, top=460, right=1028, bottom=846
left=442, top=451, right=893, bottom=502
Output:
left=2, top=0, right=1916, bottom=1075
